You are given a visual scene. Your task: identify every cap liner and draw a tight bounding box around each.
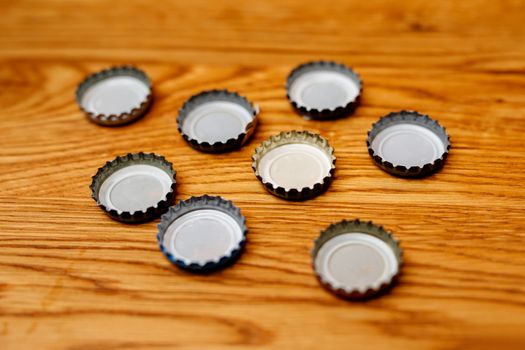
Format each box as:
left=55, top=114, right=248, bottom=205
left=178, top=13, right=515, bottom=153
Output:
left=90, top=152, right=176, bottom=223
left=286, top=61, right=362, bottom=119
left=252, top=131, right=336, bottom=201
left=257, top=143, right=332, bottom=191
left=289, top=71, right=360, bottom=110
left=315, top=233, right=398, bottom=292
left=76, top=66, right=153, bottom=126
left=80, top=76, right=149, bottom=115
left=162, top=209, right=243, bottom=265
left=177, top=90, right=258, bottom=153
left=98, top=164, right=173, bottom=214
left=367, top=110, right=451, bottom=177
left=312, top=219, right=403, bottom=299
left=157, top=195, right=248, bottom=273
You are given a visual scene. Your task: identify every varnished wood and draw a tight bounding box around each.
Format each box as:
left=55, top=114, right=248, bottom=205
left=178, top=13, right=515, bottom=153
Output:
left=1, top=0, right=525, bottom=349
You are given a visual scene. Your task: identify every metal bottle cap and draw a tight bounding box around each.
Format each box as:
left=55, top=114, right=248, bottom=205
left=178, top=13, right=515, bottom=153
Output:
left=177, top=90, right=259, bottom=153
left=157, top=195, right=248, bottom=273
left=252, top=130, right=336, bottom=201
left=313, top=219, right=403, bottom=299
left=286, top=61, right=362, bottom=119
left=76, top=66, right=153, bottom=126
left=367, top=110, right=451, bottom=177
left=90, top=152, right=176, bottom=223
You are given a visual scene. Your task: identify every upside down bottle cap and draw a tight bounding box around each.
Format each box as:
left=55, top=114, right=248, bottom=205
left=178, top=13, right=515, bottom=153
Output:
left=90, top=152, right=176, bottom=223
left=313, top=219, right=403, bottom=300
left=76, top=66, right=153, bottom=126
left=286, top=61, right=362, bottom=119
left=251, top=130, right=336, bottom=201
left=157, top=195, right=248, bottom=273
left=367, top=110, right=451, bottom=177
left=177, top=90, right=259, bottom=153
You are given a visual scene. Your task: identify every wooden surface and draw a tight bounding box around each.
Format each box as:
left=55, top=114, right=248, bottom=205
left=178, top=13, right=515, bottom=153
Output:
left=1, top=0, right=525, bottom=349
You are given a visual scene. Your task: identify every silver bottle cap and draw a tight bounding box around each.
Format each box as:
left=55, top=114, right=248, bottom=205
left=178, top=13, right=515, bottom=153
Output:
left=367, top=110, right=450, bottom=177
left=286, top=61, right=362, bottom=119
left=90, top=153, right=176, bottom=223
left=177, top=90, right=258, bottom=153
left=76, top=66, right=153, bottom=126
left=157, top=196, right=248, bottom=273
left=313, top=219, right=403, bottom=299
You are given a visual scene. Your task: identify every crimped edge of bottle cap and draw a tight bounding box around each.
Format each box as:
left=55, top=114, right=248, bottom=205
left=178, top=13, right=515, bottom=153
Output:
left=157, top=195, right=248, bottom=273
left=286, top=61, right=362, bottom=120
left=312, top=219, right=403, bottom=300
left=177, top=90, right=259, bottom=153
left=367, top=110, right=451, bottom=177
left=76, top=65, right=153, bottom=126
left=251, top=130, right=336, bottom=201
left=90, top=152, right=176, bottom=223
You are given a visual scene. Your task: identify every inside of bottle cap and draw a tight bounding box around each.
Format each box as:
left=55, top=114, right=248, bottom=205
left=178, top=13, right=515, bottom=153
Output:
left=98, top=164, right=172, bottom=213
left=314, top=233, right=399, bottom=292
left=162, top=209, right=243, bottom=265
left=80, top=75, right=150, bottom=116
left=181, top=101, right=254, bottom=143
left=289, top=71, right=360, bottom=110
left=257, top=143, right=332, bottom=191
left=370, top=123, right=446, bottom=167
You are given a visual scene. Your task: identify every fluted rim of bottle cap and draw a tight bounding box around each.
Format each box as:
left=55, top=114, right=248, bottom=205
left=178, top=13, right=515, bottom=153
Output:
left=177, top=89, right=259, bottom=153
left=90, top=152, right=176, bottom=223
left=312, top=219, right=403, bottom=299
left=286, top=60, right=362, bottom=119
left=251, top=130, right=336, bottom=201
left=76, top=65, right=153, bottom=127
left=157, top=195, right=248, bottom=273
left=367, top=110, right=451, bottom=177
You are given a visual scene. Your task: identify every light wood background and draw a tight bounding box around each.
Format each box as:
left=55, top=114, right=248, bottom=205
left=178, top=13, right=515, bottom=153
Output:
left=1, top=0, right=525, bottom=349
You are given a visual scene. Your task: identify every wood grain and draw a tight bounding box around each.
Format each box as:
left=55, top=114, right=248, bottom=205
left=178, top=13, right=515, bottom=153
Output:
left=1, top=0, right=525, bottom=349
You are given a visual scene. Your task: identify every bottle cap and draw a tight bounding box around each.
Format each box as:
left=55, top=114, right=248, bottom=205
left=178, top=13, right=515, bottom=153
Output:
left=90, top=152, right=176, bottom=223
left=157, top=195, right=248, bottom=273
left=177, top=90, right=258, bottom=153
left=367, top=110, right=451, bottom=177
left=76, top=66, right=153, bottom=126
left=312, top=219, right=403, bottom=300
left=252, top=130, right=336, bottom=201
left=286, top=61, right=362, bottom=119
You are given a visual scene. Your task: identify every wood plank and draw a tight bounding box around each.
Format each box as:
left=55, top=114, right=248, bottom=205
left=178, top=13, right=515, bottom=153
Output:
left=1, top=0, right=524, bottom=349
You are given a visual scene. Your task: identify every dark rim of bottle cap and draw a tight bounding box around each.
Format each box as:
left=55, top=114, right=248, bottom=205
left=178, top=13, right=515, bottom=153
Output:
left=90, top=152, right=176, bottom=223
left=157, top=195, right=248, bottom=273
left=367, top=110, right=451, bottom=177
left=76, top=66, right=153, bottom=127
left=252, top=130, right=336, bottom=201
left=286, top=61, right=362, bottom=120
left=177, top=90, right=259, bottom=153
left=312, top=219, right=403, bottom=300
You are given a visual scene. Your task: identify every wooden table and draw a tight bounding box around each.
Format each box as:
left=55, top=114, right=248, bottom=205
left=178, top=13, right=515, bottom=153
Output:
left=1, top=1, right=524, bottom=349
